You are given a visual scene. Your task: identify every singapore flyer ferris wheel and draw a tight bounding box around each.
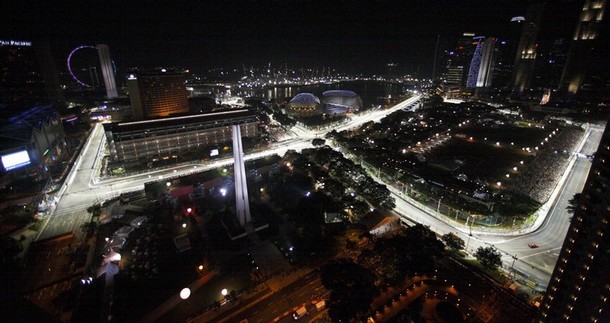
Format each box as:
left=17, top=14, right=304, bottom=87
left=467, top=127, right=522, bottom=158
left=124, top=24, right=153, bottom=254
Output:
left=66, top=45, right=98, bottom=87
left=66, top=44, right=118, bottom=98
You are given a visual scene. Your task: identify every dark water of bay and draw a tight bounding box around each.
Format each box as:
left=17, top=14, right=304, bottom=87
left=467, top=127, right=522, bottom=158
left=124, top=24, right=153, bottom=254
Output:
left=235, top=80, right=406, bottom=108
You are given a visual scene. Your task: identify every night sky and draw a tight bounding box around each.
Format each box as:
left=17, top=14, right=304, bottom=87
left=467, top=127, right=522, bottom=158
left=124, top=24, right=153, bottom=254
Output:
left=2, top=0, right=582, bottom=75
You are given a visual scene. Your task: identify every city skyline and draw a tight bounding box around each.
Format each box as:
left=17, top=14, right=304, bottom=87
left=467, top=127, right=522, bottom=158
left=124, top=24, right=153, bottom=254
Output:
left=2, top=1, right=610, bottom=322
left=2, top=1, right=583, bottom=76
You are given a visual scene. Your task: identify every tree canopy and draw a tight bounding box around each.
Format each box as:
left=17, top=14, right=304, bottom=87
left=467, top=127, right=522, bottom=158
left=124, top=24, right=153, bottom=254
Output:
left=321, top=259, right=376, bottom=322
left=358, top=224, right=444, bottom=285
left=474, top=246, right=502, bottom=270
left=441, top=232, right=465, bottom=251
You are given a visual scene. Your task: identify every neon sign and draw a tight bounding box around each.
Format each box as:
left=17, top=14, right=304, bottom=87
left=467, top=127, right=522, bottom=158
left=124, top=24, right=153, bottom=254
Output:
left=0, top=40, right=32, bottom=47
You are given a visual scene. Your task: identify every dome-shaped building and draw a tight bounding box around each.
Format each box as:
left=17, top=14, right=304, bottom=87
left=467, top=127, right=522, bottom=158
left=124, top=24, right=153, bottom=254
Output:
left=322, top=90, right=362, bottom=115
left=286, top=93, right=321, bottom=117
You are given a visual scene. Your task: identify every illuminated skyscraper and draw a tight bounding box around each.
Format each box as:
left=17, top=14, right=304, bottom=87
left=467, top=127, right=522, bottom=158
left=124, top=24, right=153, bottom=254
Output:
left=442, top=33, right=477, bottom=87
left=476, top=37, right=497, bottom=88
left=559, top=0, right=608, bottom=95
left=511, top=3, right=545, bottom=98
left=97, top=44, right=118, bottom=99
left=466, top=36, right=496, bottom=89
left=127, top=72, right=189, bottom=119
left=538, top=122, right=610, bottom=322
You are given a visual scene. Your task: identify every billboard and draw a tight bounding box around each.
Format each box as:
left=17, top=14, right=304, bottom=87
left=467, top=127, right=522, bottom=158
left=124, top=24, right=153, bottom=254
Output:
left=1, top=150, right=31, bottom=171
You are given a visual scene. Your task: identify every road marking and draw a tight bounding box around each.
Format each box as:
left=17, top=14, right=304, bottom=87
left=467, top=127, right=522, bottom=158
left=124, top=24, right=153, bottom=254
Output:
left=520, top=247, right=562, bottom=259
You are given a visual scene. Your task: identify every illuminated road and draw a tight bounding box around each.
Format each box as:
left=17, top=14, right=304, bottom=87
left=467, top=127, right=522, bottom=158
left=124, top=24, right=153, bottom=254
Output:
left=388, top=125, right=604, bottom=287
left=37, top=95, right=422, bottom=241
left=37, top=95, right=603, bottom=289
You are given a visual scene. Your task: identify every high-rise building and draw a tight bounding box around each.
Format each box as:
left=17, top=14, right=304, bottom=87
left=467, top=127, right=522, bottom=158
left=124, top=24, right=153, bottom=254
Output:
left=538, top=123, right=610, bottom=322
left=441, top=33, right=477, bottom=87
left=0, top=40, right=65, bottom=112
left=466, top=36, right=497, bottom=89
left=559, top=0, right=608, bottom=95
left=476, top=37, right=497, bottom=88
left=532, top=38, right=570, bottom=91
left=511, top=3, right=545, bottom=98
left=127, top=72, right=189, bottom=119
left=97, top=44, right=118, bottom=99
left=490, top=39, right=516, bottom=91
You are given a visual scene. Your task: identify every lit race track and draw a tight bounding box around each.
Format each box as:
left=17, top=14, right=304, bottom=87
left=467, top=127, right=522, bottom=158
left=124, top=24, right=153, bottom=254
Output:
left=38, top=95, right=604, bottom=288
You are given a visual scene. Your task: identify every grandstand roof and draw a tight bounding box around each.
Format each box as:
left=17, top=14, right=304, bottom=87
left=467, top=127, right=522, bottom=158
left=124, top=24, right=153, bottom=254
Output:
left=0, top=104, right=59, bottom=149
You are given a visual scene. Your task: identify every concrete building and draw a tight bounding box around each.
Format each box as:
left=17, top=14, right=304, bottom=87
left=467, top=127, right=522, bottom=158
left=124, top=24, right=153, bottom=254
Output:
left=0, top=39, right=65, bottom=111
left=511, top=3, right=545, bottom=98
left=559, top=0, right=608, bottom=95
left=475, top=37, right=497, bottom=88
left=127, top=72, right=189, bottom=119
left=441, top=33, right=477, bottom=87
left=538, top=122, right=610, bottom=322
left=0, top=104, right=66, bottom=178
left=466, top=36, right=497, bottom=89
left=103, top=109, right=259, bottom=164
left=96, top=44, right=118, bottom=99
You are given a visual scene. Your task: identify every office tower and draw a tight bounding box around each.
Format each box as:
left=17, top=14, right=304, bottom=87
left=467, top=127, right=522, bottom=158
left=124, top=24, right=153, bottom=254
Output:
left=0, top=39, right=65, bottom=111
left=559, top=0, right=608, bottom=95
left=466, top=36, right=497, bottom=88
left=232, top=124, right=251, bottom=226
left=97, top=44, right=118, bottom=99
left=511, top=3, right=545, bottom=98
left=532, top=38, right=570, bottom=90
left=127, top=72, right=189, bottom=119
left=538, top=123, right=610, bottom=322
left=465, top=37, right=483, bottom=88
left=491, top=39, right=516, bottom=90
left=442, top=33, right=476, bottom=87
left=475, top=37, right=497, bottom=88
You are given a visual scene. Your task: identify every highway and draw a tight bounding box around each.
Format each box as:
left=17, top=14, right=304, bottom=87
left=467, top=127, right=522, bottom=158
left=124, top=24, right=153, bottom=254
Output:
left=37, top=94, right=603, bottom=289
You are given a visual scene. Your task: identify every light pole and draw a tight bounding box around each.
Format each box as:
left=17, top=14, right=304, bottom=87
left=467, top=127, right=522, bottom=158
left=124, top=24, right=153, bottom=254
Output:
left=437, top=196, right=443, bottom=214
left=465, top=215, right=473, bottom=252
left=510, top=254, right=518, bottom=279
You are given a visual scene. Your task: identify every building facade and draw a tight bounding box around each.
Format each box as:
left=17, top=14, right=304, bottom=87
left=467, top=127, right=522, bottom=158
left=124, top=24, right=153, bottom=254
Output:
left=103, top=109, right=259, bottom=163
left=286, top=93, right=321, bottom=117
left=97, top=44, right=118, bottom=99
left=321, top=90, right=362, bottom=115
left=538, top=123, right=610, bottom=322
left=0, top=40, right=65, bottom=111
left=559, top=0, right=608, bottom=95
left=441, top=33, right=477, bottom=87
left=475, top=37, right=497, bottom=88
left=127, top=72, right=189, bottom=119
left=0, top=104, right=66, bottom=177
left=511, top=3, right=545, bottom=98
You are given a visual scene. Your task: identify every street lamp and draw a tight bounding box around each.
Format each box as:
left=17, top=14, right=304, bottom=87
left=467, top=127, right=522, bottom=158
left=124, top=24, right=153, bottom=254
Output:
left=510, top=254, right=518, bottom=279
left=465, top=215, right=474, bottom=252
left=180, top=288, right=191, bottom=300
left=221, top=288, right=228, bottom=297
left=437, top=197, right=443, bottom=214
